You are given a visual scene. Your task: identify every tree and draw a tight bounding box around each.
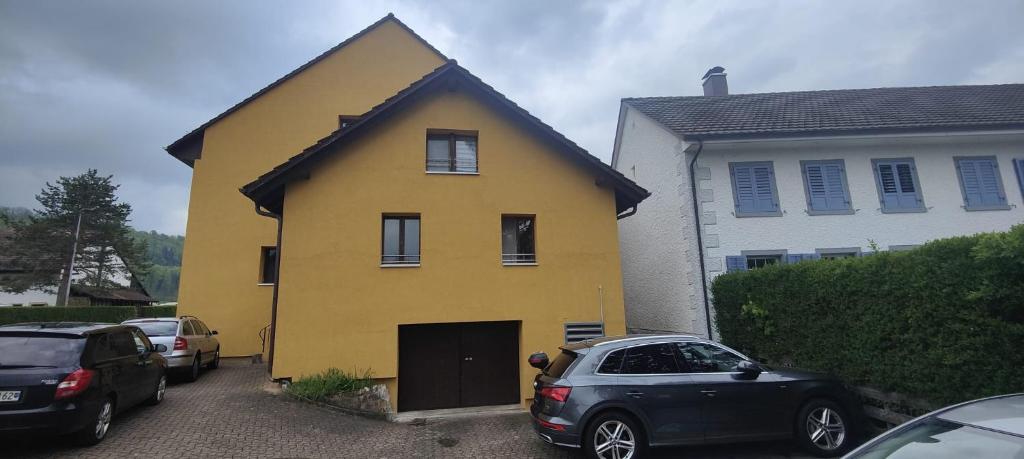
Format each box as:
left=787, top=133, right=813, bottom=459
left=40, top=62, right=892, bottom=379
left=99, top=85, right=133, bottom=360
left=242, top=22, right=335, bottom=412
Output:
left=0, top=170, right=150, bottom=307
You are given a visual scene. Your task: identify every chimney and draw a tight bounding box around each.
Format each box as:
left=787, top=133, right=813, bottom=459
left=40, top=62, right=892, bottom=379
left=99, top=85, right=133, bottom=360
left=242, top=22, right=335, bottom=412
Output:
left=701, top=66, right=728, bottom=96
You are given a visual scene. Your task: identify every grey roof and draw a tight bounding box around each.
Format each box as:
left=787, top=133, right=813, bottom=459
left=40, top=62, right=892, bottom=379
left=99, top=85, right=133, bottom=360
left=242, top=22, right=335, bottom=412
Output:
left=624, top=84, right=1024, bottom=140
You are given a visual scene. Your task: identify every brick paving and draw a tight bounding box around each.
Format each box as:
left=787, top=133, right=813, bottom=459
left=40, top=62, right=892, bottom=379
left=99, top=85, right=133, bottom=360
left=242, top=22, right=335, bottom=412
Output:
left=5, top=359, right=813, bottom=458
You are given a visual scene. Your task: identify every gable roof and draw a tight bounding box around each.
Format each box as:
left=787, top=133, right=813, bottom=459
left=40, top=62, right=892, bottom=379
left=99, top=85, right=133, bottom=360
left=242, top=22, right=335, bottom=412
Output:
left=625, top=84, right=1024, bottom=141
left=164, top=13, right=447, bottom=166
left=240, top=60, right=649, bottom=215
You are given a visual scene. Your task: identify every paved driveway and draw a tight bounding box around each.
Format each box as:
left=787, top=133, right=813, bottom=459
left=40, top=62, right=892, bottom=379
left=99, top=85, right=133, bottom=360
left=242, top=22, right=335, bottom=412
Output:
left=7, top=359, right=812, bottom=458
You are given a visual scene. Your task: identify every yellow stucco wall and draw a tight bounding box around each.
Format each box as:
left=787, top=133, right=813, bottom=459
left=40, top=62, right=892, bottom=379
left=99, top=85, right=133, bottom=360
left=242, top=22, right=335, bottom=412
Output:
left=271, top=86, right=628, bottom=410
left=177, top=20, right=446, bottom=357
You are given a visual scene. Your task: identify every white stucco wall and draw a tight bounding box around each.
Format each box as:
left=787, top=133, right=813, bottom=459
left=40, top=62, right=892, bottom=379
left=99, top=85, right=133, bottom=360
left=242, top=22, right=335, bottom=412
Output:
left=614, top=106, right=709, bottom=336
left=695, top=132, right=1024, bottom=282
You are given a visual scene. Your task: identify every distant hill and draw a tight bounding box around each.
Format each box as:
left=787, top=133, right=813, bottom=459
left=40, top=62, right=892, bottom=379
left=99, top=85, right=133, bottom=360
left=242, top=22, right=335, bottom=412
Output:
left=132, top=230, right=184, bottom=302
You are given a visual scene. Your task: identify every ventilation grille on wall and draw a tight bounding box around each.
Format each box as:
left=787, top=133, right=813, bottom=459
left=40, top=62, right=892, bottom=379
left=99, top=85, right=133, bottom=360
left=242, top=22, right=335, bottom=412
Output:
left=565, top=322, right=605, bottom=343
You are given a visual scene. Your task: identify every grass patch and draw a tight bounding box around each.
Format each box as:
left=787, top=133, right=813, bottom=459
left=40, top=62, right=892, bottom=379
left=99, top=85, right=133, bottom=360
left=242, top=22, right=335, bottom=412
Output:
left=286, top=368, right=374, bottom=402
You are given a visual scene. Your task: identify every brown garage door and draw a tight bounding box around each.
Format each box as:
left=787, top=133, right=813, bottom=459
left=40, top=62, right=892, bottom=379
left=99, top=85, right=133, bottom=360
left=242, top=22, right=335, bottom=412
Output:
left=398, top=321, right=520, bottom=412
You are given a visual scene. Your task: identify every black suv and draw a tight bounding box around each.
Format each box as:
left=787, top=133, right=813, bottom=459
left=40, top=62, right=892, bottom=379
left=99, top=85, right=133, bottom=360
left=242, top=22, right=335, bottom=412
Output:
left=0, top=322, right=168, bottom=445
left=529, top=335, right=861, bottom=458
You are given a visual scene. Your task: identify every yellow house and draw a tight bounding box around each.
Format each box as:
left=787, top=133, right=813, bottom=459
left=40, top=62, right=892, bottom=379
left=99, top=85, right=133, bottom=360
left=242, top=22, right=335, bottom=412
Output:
left=169, top=15, right=648, bottom=412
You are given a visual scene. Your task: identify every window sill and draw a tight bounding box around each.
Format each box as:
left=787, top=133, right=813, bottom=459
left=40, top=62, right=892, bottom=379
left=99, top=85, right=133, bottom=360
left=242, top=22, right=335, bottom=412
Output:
left=502, top=262, right=538, bottom=267
left=880, top=207, right=927, bottom=214
left=380, top=263, right=421, bottom=268
left=734, top=211, right=782, bottom=218
left=425, top=171, right=479, bottom=175
left=964, top=205, right=1012, bottom=212
left=257, top=283, right=275, bottom=287
left=805, top=209, right=855, bottom=216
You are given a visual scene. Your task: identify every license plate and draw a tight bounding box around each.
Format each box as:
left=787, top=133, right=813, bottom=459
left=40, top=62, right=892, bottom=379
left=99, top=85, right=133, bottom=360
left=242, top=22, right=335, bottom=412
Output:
left=0, top=391, right=21, bottom=403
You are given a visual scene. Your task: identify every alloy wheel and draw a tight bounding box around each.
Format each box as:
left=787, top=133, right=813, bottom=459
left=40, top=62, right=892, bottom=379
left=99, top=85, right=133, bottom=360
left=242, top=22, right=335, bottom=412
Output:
left=593, top=420, right=636, bottom=459
left=95, top=401, right=112, bottom=440
left=156, top=376, right=166, bottom=401
left=806, top=406, right=845, bottom=451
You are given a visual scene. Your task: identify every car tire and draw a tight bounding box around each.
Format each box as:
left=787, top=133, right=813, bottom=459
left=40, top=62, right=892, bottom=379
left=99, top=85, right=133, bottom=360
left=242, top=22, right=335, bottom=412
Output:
left=72, top=396, right=114, bottom=446
left=145, top=374, right=167, bottom=406
left=185, top=353, right=200, bottom=382
left=583, top=411, right=646, bottom=459
left=207, top=347, right=220, bottom=369
left=795, top=398, right=854, bottom=457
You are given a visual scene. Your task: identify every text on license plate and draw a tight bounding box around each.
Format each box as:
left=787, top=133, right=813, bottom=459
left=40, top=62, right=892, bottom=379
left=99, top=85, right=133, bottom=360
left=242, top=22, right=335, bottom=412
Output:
left=0, top=391, right=21, bottom=402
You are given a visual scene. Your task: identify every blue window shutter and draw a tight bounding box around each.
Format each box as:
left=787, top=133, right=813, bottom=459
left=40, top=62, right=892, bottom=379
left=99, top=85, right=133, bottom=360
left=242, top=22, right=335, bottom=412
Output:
left=804, top=161, right=850, bottom=211
left=958, top=158, right=1007, bottom=208
left=1014, top=158, right=1024, bottom=199
left=875, top=160, right=922, bottom=210
left=725, top=256, right=747, bottom=273
left=732, top=165, right=756, bottom=214
left=731, top=162, right=779, bottom=215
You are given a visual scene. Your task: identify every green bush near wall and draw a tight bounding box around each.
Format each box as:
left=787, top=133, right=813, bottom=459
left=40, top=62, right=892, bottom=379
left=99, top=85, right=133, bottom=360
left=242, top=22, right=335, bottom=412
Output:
left=712, top=225, right=1024, bottom=405
left=0, top=305, right=177, bottom=327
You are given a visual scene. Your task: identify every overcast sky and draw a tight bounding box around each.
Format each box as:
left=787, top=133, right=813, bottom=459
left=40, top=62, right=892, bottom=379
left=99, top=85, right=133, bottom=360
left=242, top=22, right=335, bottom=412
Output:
left=2, top=0, right=1023, bottom=235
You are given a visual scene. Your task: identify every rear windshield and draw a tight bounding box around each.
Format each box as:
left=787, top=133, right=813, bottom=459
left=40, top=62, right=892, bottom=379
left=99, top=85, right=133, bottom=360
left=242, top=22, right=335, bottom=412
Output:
left=134, top=321, right=178, bottom=337
left=544, top=351, right=578, bottom=378
left=0, top=335, right=85, bottom=368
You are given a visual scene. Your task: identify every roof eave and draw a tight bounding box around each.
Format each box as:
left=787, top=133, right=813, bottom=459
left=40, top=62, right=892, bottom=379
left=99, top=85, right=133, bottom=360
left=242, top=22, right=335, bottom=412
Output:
left=680, top=123, right=1024, bottom=143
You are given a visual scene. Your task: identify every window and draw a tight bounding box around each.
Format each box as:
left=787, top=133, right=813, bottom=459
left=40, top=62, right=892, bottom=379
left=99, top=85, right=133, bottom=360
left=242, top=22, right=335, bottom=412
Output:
left=544, top=351, right=577, bottom=378
left=729, top=162, right=781, bottom=217
left=426, top=130, right=478, bottom=173
left=259, top=246, right=277, bottom=284
left=800, top=160, right=853, bottom=215
left=194, top=321, right=210, bottom=335
left=382, top=215, right=420, bottom=265
left=676, top=342, right=745, bottom=373
left=851, top=417, right=1024, bottom=458
left=746, top=255, right=781, bottom=270
left=109, top=331, right=138, bottom=357
left=182, top=321, right=196, bottom=336
left=872, top=158, right=925, bottom=212
left=131, top=329, right=151, bottom=354
left=597, top=349, right=626, bottom=374
left=134, top=321, right=178, bottom=337
left=0, top=336, right=84, bottom=367
left=622, top=343, right=680, bottom=374
left=954, top=156, right=1010, bottom=211
left=501, top=215, right=536, bottom=265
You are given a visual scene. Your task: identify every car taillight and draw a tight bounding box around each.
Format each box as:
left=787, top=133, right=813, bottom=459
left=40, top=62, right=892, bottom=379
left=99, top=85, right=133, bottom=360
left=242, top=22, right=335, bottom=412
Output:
left=54, top=368, right=95, bottom=400
left=173, top=336, right=187, bottom=351
left=539, top=386, right=571, bottom=403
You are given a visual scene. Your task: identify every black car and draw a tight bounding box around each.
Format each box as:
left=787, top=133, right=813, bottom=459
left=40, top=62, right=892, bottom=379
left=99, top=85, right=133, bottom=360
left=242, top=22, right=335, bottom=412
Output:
left=529, top=334, right=862, bottom=458
left=0, top=322, right=168, bottom=445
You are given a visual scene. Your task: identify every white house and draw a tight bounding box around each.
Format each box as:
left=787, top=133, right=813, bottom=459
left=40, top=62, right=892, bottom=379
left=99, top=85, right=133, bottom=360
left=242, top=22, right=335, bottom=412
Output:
left=612, top=68, right=1024, bottom=338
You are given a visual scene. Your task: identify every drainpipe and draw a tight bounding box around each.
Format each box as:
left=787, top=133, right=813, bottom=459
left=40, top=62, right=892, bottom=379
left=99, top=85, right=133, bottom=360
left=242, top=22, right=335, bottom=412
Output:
left=687, top=138, right=714, bottom=340
left=255, top=203, right=283, bottom=375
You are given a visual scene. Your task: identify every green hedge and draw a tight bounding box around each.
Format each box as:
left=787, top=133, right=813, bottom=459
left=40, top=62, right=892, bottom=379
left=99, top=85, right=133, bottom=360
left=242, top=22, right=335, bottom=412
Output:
left=712, top=225, right=1024, bottom=405
left=0, top=305, right=177, bottom=326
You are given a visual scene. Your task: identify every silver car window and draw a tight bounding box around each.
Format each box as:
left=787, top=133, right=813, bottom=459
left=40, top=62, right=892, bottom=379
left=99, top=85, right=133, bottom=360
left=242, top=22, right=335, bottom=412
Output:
left=676, top=342, right=744, bottom=373
left=182, top=321, right=196, bottom=336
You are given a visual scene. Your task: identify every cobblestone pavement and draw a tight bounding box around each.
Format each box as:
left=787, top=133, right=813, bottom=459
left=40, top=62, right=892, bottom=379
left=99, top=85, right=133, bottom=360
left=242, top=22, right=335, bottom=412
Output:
left=6, top=359, right=813, bottom=458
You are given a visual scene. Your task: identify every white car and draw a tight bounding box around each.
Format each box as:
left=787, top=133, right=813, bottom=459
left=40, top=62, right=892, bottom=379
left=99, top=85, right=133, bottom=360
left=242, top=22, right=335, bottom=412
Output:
left=123, top=316, right=220, bottom=382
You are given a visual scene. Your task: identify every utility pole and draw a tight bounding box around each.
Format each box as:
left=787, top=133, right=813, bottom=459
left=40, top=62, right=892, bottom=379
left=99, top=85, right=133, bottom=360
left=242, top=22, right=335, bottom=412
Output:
left=56, top=207, right=91, bottom=306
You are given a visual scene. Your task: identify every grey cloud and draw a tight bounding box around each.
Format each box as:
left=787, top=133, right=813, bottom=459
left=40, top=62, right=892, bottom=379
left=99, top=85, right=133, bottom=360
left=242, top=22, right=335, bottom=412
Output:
left=1, top=0, right=1022, bottom=235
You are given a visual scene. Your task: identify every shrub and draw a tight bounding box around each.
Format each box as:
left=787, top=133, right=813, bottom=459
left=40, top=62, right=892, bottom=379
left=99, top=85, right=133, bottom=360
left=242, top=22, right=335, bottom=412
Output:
left=712, top=225, right=1024, bottom=405
left=0, top=305, right=176, bottom=326
left=286, top=368, right=374, bottom=402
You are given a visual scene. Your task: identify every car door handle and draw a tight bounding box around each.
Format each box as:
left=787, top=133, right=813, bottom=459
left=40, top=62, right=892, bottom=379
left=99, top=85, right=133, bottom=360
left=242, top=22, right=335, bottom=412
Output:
left=700, top=389, right=717, bottom=397
left=626, top=391, right=644, bottom=398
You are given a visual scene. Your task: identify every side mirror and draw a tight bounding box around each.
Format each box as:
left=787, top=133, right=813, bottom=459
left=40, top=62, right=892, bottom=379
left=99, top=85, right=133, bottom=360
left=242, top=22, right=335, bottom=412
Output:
left=152, top=344, right=168, bottom=353
left=736, top=360, right=762, bottom=378
left=211, top=330, right=218, bottom=335
left=528, top=352, right=549, bottom=370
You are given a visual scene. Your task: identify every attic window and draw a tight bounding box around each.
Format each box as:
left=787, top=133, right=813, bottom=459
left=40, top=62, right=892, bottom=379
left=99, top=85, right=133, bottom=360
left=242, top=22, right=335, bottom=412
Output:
left=426, top=130, right=478, bottom=173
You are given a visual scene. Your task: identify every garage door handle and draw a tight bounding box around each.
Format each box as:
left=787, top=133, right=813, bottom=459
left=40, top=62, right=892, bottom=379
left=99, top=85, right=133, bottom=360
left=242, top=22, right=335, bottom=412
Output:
left=700, top=389, right=717, bottom=397
left=626, top=391, right=644, bottom=398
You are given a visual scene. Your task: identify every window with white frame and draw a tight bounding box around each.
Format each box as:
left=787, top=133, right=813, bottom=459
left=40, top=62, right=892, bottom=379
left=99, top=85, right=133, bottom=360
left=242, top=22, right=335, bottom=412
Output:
left=501, top=215, right=535, bottom=265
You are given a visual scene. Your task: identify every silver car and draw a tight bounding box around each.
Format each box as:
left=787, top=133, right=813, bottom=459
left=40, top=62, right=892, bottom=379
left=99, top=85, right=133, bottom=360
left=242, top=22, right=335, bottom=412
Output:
left=123, top=316, right=220, bottom=382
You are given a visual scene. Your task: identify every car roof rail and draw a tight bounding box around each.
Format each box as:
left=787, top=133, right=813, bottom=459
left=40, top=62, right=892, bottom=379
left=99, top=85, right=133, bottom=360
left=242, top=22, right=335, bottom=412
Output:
left=178, top=315, right=198, bottom=320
